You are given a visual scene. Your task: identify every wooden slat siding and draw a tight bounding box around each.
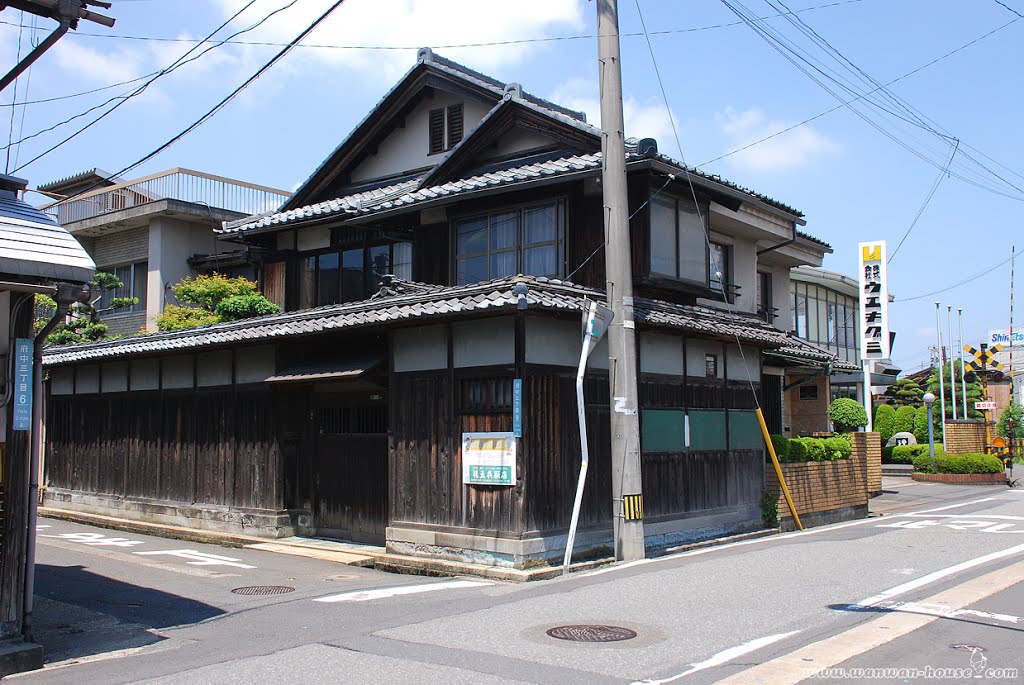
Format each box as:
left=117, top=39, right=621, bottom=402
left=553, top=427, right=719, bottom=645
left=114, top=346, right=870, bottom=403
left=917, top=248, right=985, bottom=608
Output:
left=315, top=434, right=387, bottom=542
left=46, top=389, right=283, bottom=511
left=0, top=296, right=32, bottom=638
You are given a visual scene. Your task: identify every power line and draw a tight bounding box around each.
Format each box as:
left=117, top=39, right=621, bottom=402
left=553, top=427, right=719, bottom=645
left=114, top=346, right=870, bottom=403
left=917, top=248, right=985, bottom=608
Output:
left=888, top=138, right=959, bottom=263
left=992, top=0, right=1024, bottom=19
left=0, top=70, right=161, bottom=108
left=898, top=249, right=1017, bottom=302
left=10, top=0, right=307, bottom=172
left=699, top=17, right=1018, bottom=167
left=81, top=0, right=350, bottom=191
left=0, top=0, right=865, bottom=51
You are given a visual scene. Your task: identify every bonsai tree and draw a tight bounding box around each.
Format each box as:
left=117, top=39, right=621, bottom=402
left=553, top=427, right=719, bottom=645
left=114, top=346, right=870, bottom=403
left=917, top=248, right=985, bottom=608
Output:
left=157, top=273, right=280, bottom=331
left=924, top=361, right=985, bottom=420
left=997, top=402, right=1024, bottom=442
left=893, top=405, right=916, bottom=435
left=828, top=397, right=868, bottom=433
left=36, top=271, right=138, bottom=344
left=874, top=404, right=896, bottom=442
left=885, top=377, right=923, bottom=407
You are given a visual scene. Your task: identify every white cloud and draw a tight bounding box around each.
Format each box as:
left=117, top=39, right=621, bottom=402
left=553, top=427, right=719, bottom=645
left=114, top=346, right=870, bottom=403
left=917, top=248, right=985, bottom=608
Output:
left=211, top=0, right=585, bottom=82
left=549, top=78, right=679, bottom=144
left=715, top=106, right=838, bottom=172
left=49, top=40, right=146, bottom=85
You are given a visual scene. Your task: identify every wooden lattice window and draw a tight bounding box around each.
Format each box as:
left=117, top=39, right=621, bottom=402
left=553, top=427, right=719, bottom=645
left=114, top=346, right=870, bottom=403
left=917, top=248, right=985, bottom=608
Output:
left=458, top=377, right=514, bottom=413
left=316, top=406, right=387, bottom=435
left=428, top=104, right=464, bottom=155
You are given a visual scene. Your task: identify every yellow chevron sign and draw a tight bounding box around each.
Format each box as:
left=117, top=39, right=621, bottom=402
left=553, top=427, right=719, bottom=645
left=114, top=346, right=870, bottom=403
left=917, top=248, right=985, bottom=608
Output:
left=963, top=344, right=1004, bottom=371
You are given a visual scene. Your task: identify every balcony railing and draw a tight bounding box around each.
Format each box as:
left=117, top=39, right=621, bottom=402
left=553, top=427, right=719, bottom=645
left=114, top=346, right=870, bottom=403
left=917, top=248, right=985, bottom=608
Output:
left=41, top=168, right=290, bottom=226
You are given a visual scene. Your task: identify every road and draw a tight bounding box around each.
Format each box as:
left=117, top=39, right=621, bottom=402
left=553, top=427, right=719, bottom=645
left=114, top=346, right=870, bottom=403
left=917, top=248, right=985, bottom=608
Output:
left=11, top=480, right=1024, bottom=684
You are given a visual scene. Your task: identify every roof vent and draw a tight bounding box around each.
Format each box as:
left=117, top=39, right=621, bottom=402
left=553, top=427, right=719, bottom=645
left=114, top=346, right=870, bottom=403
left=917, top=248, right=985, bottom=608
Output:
left=417, top=47, right=434, bottom=64
left=503, top=82, right=522, bottom=100
left=637, top=138, right=658, bottom=156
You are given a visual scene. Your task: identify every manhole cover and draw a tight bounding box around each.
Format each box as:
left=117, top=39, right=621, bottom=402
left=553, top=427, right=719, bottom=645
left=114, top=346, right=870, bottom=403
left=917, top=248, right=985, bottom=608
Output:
left=231, top=585, right=295, bottom=596
left=546, top=625, right=637, bottom=642
left=951, top=644, right=986, bottom=653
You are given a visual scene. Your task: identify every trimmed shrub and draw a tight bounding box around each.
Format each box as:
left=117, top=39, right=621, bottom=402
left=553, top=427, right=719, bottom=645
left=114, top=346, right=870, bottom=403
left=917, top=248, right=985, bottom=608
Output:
left=793, top=437, right=826, bottom=461
left=787, top=438, right=808, bottom=462
left=914, top=452, right=1003, bottom=475
left=769, top=434, right=789, bottom=462
left=823, top=436, right=852, bottom=460
left=882, top=445, right=894, bottom=463
left=894, top=444, right=944, bottom=464
left=828, top=397, right=868, bottom=433
left=874, top=404, right=896, bottom=442
left=913, top=405, right=931, bottom=443
left=893, top=405, right=916, bottom=436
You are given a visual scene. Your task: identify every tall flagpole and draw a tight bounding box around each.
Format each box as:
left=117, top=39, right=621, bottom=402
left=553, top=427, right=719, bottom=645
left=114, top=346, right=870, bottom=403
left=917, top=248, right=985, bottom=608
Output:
left=948, top=305, right=957, bottom=420
left=958, top=308, right=967, bottom=418
left=935, top=302, right=946, bottom=450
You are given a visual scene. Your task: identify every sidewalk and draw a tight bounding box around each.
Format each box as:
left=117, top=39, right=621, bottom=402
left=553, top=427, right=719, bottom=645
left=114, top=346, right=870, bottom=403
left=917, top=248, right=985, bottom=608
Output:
left=870, top=476, right=1009, bottom=516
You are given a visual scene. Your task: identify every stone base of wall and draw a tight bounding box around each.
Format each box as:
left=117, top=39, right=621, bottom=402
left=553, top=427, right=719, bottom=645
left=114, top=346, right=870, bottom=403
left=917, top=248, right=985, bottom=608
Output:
left=911, top=472, right=1006, bottom=485
left=0, top=638, right=43, bottom=678
left=42, top=488, right=300, bottom=538
left=387, top=506, right=762, bottom=569
left=779, top=504, right=868, bottom=532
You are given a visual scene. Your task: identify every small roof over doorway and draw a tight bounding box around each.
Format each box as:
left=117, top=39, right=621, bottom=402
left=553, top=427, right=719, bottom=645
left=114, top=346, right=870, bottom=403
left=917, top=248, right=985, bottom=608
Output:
left=266, top=356, right=384, bottom=384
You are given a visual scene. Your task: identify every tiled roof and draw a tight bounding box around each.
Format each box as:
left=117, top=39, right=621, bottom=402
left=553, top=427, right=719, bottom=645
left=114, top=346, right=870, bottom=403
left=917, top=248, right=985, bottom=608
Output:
left=222, top=146, right=807, bottom=236
left=35, top=168, right=119, bottom=193
left=796, top=229, right=832, bottom=250
left=765, top=335, right=860, bottom=372
left=42, top=276, right=848, bottom=371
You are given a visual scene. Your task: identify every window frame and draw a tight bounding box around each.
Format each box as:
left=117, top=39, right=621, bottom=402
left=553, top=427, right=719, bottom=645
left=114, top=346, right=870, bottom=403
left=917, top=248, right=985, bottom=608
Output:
left=452, top=198, right=566, bottom=285
left=298, top=240, right=413, bottom=308
left=428, top=103, right=465, bottom=155
left=97, top=260, right=147, bottom=315
left=648, top=192, right=710, bottom=286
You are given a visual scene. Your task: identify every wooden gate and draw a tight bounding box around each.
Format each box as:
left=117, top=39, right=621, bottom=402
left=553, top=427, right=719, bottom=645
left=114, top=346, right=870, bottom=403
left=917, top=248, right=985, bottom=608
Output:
left=313, top=402, right=388, bottom=544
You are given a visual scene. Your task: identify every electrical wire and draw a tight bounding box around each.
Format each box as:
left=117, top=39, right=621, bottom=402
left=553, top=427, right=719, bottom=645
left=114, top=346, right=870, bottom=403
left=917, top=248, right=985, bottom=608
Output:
left=55, top=0, right=349, bottom=200
left=0, top=0, right=865, bottom=51
left=5, top=11, right=25, bottom=173
left=699, top=17, right=1018, bottom=168
left=0, top=71, right=162, bottom=108
left=9, top=0, right=291, bottom=171
left=718, top=0, right=1024, bottom=202
left=887, top=138, right=959, bottom=263
left=992, top=0, right=1024, bottom=19
left=898, top=249, right=1017, bottom=302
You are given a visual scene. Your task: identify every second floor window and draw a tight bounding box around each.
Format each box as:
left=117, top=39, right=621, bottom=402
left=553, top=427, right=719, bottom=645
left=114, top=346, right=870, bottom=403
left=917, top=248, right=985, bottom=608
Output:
left=98, top=261, right=147, bottom=314
left=709, top=242, right=729, bottom=293
left=301, top=242, right=412, bottom=308
left=429, top=104, right=464, bottom=155
left=454, top=201, right=564, bottom=285
left=650, top=195, right=708, bottom=284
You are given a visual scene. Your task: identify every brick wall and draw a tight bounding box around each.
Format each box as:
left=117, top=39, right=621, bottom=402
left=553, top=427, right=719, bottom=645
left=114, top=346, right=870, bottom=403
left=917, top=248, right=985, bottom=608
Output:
left=945, top=420, right=987, bottom=454
left=90, top=228, right=149, bottom=269
left=784, top=376, right=829, bottom=436
left=101, top=312, right=147, bottom=337
left=766, top=433, right=873, bottom=529
left=853, top=432, right=882, bottom=495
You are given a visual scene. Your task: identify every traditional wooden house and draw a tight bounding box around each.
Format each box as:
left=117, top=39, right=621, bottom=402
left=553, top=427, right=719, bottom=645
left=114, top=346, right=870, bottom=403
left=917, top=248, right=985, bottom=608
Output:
left=41, top=50, right=851, bottom=569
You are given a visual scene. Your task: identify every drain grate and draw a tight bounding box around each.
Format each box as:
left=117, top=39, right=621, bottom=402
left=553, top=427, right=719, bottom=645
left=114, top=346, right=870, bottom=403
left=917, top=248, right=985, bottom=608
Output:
left=546, top=625, right=637, bottom=643
left=231, top=585, right=295, bottom=596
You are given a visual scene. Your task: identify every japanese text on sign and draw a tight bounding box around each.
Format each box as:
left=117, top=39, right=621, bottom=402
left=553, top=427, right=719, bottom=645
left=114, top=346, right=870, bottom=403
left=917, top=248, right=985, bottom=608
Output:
left=462, top=432, right=516, bottom=486
left=858, top=241, right=891, bottom=361
left=13, top=338, right=33, bottom=431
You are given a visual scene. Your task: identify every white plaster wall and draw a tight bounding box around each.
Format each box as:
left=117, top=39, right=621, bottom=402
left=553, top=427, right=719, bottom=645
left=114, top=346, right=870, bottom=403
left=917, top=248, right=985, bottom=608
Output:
left=726, top=345, right=761, bottom=382
left=350, top=94, right=492, bottom=182
left=453, top=318, right=514, bottom=368
left=130, top=359, right=159, bottom=390
left=393, top=325, right=448, bottom=372
left=161, top=356, right=194, bottom=390
left=731, top=238, right=758, bottom=314
left=235, top=346, right=275, bottom=384
left=485, top=129, right=554, bottom=160
left=76, top=366, right=100, bottom=394
left=296, top=227, right=331, bottom=252
left=686, top=339, right=724, bottom=379
left=146, top=217, right=230, bottom=331
left=101, top=363, right=129, bottom=393
left=197, top=351, right=233, bottom=387
left=640, top=332, right=683, bottom=376
left=50, top=368, right=73, bottom=395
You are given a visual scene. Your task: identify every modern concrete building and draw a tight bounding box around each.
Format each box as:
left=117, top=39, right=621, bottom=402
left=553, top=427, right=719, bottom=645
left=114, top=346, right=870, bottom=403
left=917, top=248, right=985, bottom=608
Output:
left=38, top=169, right=289, bottom=335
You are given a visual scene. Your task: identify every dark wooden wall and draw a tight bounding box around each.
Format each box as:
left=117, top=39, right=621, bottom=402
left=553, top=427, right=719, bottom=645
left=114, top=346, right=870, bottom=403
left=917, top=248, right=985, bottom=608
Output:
left=46, top=388, right=283, bottom=512
left=1, top=295, right=33, bottom=639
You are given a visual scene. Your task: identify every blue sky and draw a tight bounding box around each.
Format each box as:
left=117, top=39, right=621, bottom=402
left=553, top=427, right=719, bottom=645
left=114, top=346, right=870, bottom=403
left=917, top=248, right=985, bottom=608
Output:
left=2, top=0, right=1022, bottom=374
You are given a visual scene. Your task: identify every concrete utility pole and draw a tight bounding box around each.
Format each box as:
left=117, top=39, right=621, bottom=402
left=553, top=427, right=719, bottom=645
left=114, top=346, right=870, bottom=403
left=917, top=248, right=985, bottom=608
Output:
left=597, top=0, right=645, bottom=562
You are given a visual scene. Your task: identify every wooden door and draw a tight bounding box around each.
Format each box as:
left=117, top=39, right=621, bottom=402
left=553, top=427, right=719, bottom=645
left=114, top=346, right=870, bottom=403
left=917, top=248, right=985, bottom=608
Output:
left=313, top=403, right=388, bottom=544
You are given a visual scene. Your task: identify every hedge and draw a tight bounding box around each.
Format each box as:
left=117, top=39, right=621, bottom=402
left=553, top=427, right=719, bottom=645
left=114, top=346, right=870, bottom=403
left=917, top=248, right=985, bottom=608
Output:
left=913, top=452, right=1004, bottom=475
left=769, top=435, right=851, bottom=463
left=892, top=444, right=945, bottom=464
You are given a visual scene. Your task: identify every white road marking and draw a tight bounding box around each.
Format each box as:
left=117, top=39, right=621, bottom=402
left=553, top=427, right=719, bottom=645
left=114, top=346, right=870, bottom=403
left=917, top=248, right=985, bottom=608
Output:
left=877, top=518, right=1024, bottom=533
left=585, top=495, right=1008, bottom=578
left=133, top=549, right=256, bottom=569
left=879, top=600, right=1023, bottom=625
left=855, top=542, right=1024, bottom=608
left=633, top=631, right=800, bottom=684
left=901, top=513, right=1024, bottom=521
left=39, top=532, right=145, bottom=547
left=314, top=579, right=489, bottom=603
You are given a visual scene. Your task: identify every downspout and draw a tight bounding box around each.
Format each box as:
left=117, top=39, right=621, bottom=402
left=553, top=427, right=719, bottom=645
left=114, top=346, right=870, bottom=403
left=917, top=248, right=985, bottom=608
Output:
left=756, top=223, right=798, bottom=257
left=24, top=283, right=89, bottom=642
left=0, top=19, right=70, bottom=93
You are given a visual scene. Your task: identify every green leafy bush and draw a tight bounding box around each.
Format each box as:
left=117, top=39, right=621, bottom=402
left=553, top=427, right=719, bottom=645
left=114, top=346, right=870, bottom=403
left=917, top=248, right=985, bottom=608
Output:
left=156, top=304, right=221, bottom=331
left=769, top=434, right=789, bottom=461
left=882, top=445, right=894, bottom=463
left=893, top=405, right=916, bottom=436
left=828, top=397, right=868, bottom=433
left=761, top=490, right=779, bottom=527
left=913, top=405, right=931, bottom=443
left=787, top=438, right=808, bottom=462
left=913, top=452, right=1003, bottom=475
left=997, top=402, right=1024, bottom=442
left=891, top=444, right=943, bottom=464
left=823, top=436, right=852, bottom=460
left=215, top=294, right=281, bottom=321
left=874, top=404, right=896, bottom=442
left=792, top=437, right=825, bottom=461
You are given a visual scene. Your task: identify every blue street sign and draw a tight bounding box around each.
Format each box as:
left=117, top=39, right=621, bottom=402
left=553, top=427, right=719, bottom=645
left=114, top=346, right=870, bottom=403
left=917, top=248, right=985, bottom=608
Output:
left=13, top=338, right=33, bottom=431
left=512, top=378, right=523, bottom=437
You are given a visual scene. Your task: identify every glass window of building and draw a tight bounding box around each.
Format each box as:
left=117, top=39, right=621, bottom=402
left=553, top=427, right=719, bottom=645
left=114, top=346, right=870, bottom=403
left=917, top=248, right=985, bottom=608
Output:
left=455, top=201, right=564, bottom=285
left=650, top=195, right=708, bottom=284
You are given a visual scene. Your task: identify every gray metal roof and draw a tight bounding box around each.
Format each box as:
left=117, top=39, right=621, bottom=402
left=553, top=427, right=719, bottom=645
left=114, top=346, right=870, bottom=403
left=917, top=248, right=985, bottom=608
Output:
left=42, top=275, right=847, bottom=371
left=765, top=336, right=860, bottom=372
left=0, top=176, right=95, bottom=284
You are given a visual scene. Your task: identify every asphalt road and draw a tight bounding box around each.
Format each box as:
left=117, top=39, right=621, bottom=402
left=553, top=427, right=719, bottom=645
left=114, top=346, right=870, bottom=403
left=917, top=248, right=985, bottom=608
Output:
left=10, top=480, right=1024, bottom=685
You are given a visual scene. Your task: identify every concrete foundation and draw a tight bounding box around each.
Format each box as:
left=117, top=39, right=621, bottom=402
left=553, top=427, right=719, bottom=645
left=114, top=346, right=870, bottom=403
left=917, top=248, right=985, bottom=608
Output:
left=0, top=638, right=43, bottom=678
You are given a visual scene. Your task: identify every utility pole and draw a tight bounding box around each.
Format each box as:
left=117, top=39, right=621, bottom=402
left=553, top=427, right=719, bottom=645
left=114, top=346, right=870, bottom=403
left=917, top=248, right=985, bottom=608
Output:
left=935, top=302, right=946, bottom=451
left=597, top=0, right=645, bottom=562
